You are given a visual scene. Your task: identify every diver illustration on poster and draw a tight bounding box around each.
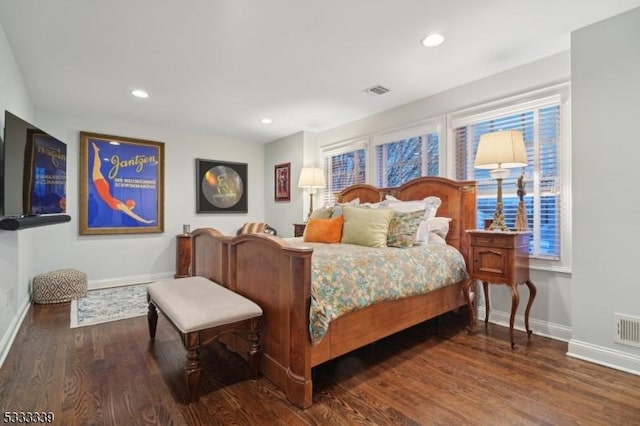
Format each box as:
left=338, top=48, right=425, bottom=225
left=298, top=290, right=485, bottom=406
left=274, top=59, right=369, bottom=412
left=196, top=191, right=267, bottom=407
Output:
left=86, top=138, right=158, bottom=228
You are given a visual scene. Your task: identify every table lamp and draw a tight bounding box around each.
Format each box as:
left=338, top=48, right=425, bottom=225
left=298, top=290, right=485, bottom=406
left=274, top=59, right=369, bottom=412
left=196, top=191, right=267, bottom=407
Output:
left=298, top=167, right=326, bottom=222
left=474, top=130, right=527, bottom=231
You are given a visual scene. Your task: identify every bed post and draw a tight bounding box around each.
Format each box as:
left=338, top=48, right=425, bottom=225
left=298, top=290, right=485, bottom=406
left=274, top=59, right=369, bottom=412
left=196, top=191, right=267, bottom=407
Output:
left=459, top=182, right=477, bottom=272
left=285, top=251, right=314, bottom=408
left=225, top=234, right=315, bottom=409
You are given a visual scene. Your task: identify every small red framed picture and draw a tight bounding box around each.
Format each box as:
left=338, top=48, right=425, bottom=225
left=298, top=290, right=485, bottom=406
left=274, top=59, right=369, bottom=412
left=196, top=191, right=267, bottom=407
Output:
left=274, top=162, right=290, bottom=202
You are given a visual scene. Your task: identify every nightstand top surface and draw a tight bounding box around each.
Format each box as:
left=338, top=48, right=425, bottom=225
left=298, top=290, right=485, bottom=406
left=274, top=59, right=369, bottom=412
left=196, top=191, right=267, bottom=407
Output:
left=466, top=229, right=532, bottom=235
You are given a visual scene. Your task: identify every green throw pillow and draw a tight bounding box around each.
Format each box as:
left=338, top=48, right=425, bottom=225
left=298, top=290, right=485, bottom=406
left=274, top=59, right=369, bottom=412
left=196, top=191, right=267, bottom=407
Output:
left=309, top=207, right=333, bottom=219
left=341, top=205, right=393, bottom=247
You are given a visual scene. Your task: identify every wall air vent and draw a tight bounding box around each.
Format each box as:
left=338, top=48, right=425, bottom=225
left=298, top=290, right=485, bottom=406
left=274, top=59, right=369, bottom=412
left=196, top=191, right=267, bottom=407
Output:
left=364, top=85, right=390, bottom=96
left=614, top=313, right=640, bottom=348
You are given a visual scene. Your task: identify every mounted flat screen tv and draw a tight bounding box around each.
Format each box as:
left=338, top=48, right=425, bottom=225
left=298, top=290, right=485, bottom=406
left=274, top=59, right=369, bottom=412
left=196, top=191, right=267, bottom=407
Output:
left=1, top=111, right=67, bottom=218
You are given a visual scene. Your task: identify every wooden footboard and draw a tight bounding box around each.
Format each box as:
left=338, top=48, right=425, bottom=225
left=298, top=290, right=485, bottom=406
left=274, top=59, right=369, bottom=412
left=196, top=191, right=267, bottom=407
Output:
left=229, top=233, right=314, bottom=408
left=191, top=229, right=314, bottom=407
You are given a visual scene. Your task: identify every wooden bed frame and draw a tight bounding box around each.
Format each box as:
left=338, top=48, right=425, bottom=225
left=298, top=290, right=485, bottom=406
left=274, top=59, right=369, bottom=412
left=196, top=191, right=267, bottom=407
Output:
left=190, top=176, right=476, bottom=408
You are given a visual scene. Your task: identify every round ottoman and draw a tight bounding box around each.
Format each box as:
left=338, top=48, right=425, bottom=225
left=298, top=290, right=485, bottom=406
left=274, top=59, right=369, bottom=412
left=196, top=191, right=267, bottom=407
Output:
left=33, top=269, right=88, bottom=304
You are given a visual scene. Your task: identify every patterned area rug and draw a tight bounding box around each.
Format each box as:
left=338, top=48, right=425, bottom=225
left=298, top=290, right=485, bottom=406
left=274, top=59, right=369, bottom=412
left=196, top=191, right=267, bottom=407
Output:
left=70, top=284, right=148, bottom=328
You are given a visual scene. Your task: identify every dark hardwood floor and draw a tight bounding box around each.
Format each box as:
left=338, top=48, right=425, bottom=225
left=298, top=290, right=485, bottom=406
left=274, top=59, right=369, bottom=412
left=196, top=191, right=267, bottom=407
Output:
left=1, top=303, right=639, bottom=425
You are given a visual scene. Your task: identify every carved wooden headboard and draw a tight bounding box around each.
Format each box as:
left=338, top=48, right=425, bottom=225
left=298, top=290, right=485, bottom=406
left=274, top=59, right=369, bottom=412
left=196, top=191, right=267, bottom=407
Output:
left=337, top=177, right=477, bottom=268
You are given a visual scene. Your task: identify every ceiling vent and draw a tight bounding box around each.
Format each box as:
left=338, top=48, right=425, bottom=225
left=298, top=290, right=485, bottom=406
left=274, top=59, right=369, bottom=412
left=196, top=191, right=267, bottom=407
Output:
left=364, top=85, right=390, bottom=96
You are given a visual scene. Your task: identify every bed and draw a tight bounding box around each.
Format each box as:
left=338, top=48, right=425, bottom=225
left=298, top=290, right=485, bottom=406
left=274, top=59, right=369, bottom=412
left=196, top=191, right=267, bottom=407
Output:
left=190, top=176, right=476, bottom=408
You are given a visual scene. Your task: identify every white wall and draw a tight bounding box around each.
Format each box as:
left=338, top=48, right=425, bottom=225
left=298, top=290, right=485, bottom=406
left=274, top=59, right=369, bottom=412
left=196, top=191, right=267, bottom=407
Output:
left=569, top=7, right=640, bottom=373
left=0, top=23, right=36, bottom=366
left=264, top=131, right=304, bottom=236
left=33, top=109, right=265, bottom=287
left=318, top=52, right=571, bottom=148
left=264, top=130, right=321, bottom=236
left=317, top=52, right=574, bottom=341
left=0, top=26, right=32, bottom=129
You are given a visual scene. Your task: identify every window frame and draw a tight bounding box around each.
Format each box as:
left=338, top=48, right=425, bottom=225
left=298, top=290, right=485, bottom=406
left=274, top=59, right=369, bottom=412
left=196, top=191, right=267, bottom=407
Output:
left=371, top=118, right=445, bottom=187
left=321, top=137, right=368, bottom=206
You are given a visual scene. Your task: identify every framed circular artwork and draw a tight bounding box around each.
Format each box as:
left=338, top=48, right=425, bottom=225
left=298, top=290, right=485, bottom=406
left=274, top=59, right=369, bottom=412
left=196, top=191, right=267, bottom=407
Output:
left=196, top=159, right=248, bottom=213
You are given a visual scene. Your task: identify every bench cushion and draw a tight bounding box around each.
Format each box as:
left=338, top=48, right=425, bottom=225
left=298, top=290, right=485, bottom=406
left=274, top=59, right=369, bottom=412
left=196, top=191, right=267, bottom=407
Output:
left=147, top=276, right=262, bottom=333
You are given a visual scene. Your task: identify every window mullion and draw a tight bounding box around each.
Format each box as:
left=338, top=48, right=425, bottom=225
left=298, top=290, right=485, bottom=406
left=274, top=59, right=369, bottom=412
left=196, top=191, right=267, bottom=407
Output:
left=532, top=108, right=541, bottom=256
left=467, top=127, right=476, bottom=180
left=420, top=135, right=429, bottom=176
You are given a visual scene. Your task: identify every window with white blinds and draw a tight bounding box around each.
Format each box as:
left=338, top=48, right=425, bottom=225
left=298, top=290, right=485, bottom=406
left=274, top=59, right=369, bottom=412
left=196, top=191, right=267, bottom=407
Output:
left=371, top=119, right=443, bottom=188
left=374, top=132, right=440, bottom=187
left=322, top=143, right=367, bottom=206
left=453, top=96, right=563, bottom=260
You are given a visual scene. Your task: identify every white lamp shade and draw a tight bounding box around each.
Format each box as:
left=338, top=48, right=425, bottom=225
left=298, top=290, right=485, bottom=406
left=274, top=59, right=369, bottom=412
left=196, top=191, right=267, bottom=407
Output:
left=474, top=130, right=528, bottom=170
left=298, top=167, right=326, bottom=188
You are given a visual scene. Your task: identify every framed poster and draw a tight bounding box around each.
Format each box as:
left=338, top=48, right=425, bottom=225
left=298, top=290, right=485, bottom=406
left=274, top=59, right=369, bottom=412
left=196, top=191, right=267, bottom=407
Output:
left=79, top=132, right=164, bottom=235
left=196, top=159, right=248, bottom=213
left=24, top=130, right=67, bottom=214
left=274, top=162, right=290, bottom=202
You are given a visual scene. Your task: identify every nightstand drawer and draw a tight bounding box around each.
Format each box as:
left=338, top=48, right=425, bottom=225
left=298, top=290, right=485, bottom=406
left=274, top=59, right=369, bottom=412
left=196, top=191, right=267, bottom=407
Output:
left=472, top=232, right=527, bottom=249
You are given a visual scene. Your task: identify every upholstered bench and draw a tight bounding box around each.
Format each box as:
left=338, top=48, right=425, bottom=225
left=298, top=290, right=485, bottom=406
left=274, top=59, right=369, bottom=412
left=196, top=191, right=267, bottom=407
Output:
left=146, top=276, right=263, bottom=403
left=32, top=268, right=87, bottom=304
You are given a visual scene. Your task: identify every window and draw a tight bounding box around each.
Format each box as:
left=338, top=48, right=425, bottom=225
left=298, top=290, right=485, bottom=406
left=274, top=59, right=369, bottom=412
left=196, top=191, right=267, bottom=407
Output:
left=322, top=140, right=367, bottom=205
left=375, top=133, right=440, bottom=187
left=451, top=87, right=569, bottom=264
left=373, top=120, right=442, bottom=187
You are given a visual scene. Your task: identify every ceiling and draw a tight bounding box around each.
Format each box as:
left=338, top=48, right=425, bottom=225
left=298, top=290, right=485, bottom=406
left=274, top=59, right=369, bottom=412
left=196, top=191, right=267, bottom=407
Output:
left=1, top=1, right=640, bottom=144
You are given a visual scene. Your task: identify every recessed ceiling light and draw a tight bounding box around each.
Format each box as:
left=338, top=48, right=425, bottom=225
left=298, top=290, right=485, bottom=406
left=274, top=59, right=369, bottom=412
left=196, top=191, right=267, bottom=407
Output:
left=260, top=118, right=273, bottom=124
left=421, top=33, right=445, bottom=48
left=131, top=89, right=149, bottom=98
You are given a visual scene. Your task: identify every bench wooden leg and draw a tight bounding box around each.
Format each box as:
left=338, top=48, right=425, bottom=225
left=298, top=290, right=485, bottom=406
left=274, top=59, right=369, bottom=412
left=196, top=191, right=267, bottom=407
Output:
left=148, top=302, right=158, bottom=339
left=186, top=348, right=201, bottom=403
left=247, top=329, right=262, bottom=380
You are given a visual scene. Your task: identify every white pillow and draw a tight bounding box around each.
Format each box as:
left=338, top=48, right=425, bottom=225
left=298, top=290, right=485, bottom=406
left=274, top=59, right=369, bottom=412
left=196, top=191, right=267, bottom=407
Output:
left=427, top=232, right=447, bottom=245
left=427, top=217, right=452, bottom=239
left=415, top=217, right=452, bottom=245
left=386, top=200, right=426, bottom=213
left=385, top=195, right=441, bottom=222
left=422, top=196, right=441, bottom=221
left=329, top=198, right=360, bottom=218
left=360, top=201, right=384, bottom=209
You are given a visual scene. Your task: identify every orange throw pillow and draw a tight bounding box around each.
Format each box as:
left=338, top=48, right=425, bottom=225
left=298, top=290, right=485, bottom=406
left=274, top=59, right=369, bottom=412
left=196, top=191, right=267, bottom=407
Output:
left=303, top=215, right=344, bottom=244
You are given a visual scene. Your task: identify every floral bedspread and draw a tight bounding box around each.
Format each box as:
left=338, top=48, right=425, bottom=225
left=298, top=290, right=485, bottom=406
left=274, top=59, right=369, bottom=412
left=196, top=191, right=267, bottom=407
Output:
left=287, top=239, right=468, bottom=345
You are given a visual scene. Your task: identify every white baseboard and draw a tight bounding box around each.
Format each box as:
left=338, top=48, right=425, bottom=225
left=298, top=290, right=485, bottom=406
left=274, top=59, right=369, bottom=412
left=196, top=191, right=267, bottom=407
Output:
left=477, top=307, right=573, bottom=342
left=0, top=296, right=31, bottom=369
left=88, top=272, right=174, bottom=290
left=479, top=307, right=640, bottom=376
left=567, top=339, right=640, bottom=376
